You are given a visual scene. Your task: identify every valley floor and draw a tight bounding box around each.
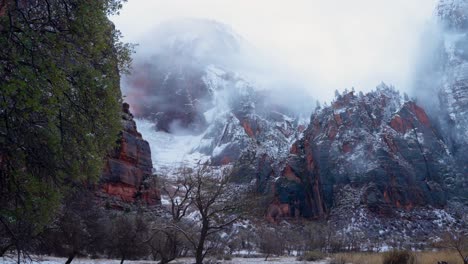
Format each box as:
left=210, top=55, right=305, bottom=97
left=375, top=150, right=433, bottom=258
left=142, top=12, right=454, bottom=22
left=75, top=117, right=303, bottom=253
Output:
left=0, top=256, right=329, bottom=264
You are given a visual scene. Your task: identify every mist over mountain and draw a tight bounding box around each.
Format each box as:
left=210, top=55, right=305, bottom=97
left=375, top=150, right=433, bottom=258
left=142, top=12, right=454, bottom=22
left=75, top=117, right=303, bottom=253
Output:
left=123, top=18, right=313, bottom=122
left=121, top=18, right=313, bottom=175
left=413, top=0, right=468, bottom=196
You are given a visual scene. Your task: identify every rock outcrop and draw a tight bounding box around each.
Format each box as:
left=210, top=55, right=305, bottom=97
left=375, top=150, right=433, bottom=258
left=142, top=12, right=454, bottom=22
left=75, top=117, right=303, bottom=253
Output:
left=193, top=74, right=306, bottom=189
left=269, top=85, right=453, bottom=222
left=99, top=103, right=160, bottom=208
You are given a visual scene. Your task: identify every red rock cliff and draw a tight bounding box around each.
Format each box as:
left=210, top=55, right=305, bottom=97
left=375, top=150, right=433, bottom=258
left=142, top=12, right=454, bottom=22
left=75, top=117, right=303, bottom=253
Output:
left=99, top=103, right=160, bottom=207
left=273, top=86, right=451, bottom=221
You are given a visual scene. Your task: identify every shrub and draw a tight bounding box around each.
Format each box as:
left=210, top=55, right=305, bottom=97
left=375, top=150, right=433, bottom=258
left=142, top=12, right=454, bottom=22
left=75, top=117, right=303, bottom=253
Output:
left=297, top=251, right=325, bottom=261
left=383, top=250, right=415, bottom=264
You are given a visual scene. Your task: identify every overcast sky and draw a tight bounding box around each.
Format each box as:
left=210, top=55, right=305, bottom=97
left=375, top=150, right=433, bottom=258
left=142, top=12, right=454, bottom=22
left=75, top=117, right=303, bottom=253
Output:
left=111, top=0, right=439, bottom=101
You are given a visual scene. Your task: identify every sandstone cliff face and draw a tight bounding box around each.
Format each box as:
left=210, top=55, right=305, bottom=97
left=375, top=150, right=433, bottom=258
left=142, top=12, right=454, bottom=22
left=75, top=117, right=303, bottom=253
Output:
left=268, top=86, right=453, bottom=221
left=99, top=103, right=160, bottom=207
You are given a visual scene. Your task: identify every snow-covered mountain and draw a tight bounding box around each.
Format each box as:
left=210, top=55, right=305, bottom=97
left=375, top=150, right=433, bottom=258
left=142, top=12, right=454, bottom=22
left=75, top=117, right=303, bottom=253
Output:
left=123, top=18, right=311, bottom=178
left=114, top=10, right=468, bottom=247
left=263, top=85, right=465, bottom=245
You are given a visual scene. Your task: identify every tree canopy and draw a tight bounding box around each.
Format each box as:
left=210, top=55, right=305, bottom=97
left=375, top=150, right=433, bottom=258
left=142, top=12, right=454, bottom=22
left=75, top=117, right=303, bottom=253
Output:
left=0, top=0, right=132, bottom=257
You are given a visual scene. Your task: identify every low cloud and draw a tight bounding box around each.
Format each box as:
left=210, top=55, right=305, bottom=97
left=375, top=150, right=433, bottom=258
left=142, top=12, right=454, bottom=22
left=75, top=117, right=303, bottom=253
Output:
left=112, top=0, right=439, bottom=102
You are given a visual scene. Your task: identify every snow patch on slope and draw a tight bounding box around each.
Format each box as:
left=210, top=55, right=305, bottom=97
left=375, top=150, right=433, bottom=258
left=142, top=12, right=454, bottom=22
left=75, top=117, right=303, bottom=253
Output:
left=135, top=119, right=209, bottom=177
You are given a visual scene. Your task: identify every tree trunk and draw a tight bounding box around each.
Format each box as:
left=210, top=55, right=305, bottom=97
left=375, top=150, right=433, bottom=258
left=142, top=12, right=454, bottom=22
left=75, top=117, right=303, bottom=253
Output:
left=120, top=255, right=125, bottom=264
left=456, top=248, right=467, bottom=264
left=195, top=221, right=209, bottom=264
left=264, top=253, right=270, bottom=261
left=65, top=253, right=76, bottom=264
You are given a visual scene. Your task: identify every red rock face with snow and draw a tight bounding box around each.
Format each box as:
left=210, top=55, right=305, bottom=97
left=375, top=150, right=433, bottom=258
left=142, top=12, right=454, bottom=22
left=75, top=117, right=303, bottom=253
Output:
left=99, top=103, right=160, bottom=208
left=122, top=17, right=465, bottom=233
left=268, top=86, right=453, bottom=222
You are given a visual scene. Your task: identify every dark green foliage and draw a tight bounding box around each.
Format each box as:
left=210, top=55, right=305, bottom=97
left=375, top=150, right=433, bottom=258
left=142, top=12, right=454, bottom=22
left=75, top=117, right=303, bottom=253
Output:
left=0, top=0, right=132, bottom=257
left=40, top=188, right=107, bottom=262
left=382, top=250, right=416, bottom=264
left=40, top=205, right=152, bottom=264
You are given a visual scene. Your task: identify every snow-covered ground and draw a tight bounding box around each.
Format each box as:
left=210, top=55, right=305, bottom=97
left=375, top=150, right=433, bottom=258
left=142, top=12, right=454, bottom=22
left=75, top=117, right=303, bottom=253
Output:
left=0, top=256, right=329, bottom=264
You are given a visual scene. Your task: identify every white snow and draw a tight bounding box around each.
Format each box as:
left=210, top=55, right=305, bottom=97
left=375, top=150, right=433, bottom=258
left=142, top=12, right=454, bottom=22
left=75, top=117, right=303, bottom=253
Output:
left=432, top=209, right=456, bottom=228
left=443, top=32, right=465, bottom=60
left=212, top=142, right=230, bottom=157
left=135, top=119, right=209, bottom=177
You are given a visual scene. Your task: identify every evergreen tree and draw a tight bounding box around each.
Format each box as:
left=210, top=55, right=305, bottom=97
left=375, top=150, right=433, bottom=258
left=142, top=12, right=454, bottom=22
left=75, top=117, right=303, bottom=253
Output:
left=0, top=0, right=132, bottom=258
left=315, top=100, right=321, bottom=111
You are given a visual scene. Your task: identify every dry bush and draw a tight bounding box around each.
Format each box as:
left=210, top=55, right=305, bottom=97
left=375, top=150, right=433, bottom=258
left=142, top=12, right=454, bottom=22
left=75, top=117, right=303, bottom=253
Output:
left=437, top=231, right=468, bottom=264
left=331, top=252, right=383, bottom=264
left=382, top=250, right=415, bottom=264
left=332, top=250, right=466, bottom=264
left=414, top=250, right=466, bottom=264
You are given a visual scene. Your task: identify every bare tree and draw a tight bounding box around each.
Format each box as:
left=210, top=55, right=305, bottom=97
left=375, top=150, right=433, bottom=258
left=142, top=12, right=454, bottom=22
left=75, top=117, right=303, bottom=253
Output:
left=107, top=214, right=150, bottom=264
left=286, top=226, right=315, bottom=255
left=226, top=227, right=254, bottom=255
left=172, top=165, right=248, bottom=264
left=145, top=172, right=194, bottom=264
left=439, top=230, right=468, bottom=264
left=257, top=226, right=284, bottom=261
left=303, top=221, right=328, bottom=252
left=147, top=223, right=189, bottom=264
left=163, top=175, right=194, bottom=222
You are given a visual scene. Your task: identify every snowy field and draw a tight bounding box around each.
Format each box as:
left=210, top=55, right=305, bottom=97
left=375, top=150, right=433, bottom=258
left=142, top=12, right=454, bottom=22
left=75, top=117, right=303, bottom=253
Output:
left=0, top=256, right=329, bottom=264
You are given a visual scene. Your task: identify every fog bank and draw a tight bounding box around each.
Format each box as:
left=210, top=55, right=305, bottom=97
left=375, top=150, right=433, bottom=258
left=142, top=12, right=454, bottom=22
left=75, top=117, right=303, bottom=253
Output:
left=112, top=0, right=438, bottom=102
